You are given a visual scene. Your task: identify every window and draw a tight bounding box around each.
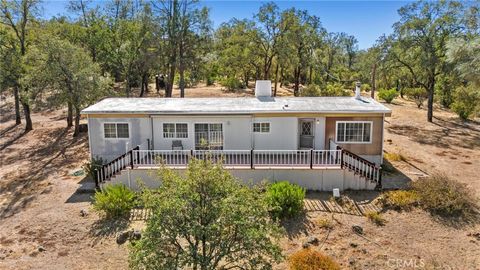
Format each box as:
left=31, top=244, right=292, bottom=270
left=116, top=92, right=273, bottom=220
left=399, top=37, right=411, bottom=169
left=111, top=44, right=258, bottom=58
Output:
left=163, top=123, right=188, bottom=138
left=103, top=123, right=129, bottom=139
left=253, top=122, right=270, bottom=133
left=336, top=121, right=372, bottom=143
left=195, top=123, right=223, bottom=149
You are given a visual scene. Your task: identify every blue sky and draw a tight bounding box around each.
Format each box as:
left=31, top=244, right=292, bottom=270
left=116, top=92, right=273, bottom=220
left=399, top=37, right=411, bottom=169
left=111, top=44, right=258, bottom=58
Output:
left=41, top=0, right=410, bottom=49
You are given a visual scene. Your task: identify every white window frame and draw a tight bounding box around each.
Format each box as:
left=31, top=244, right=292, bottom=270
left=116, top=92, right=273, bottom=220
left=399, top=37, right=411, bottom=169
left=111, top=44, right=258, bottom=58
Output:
left=335, top=121, right=373, bottom=144
left=103, top=122, right=130, bottom=140
left=163, top=123, right=189, bottom=138
left=253, top=122, right=271, bottom=133
left=194, top=122, right=224, bottom=149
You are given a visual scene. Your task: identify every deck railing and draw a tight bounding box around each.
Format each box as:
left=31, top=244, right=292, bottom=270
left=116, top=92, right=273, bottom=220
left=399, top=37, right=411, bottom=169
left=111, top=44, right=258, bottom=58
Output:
left=133, top=149, right=342, bottom=169
left=94, top=147, right=380, bottom=187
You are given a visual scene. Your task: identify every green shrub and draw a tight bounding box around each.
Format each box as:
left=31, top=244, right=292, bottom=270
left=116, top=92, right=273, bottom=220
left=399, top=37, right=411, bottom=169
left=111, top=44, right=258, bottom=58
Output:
left=378, top=88, right=399, bottom=103
left=300, top=84, right=321, bottom=97
left=382, top=190, right=420, bottom=210
left=405, top=87, right=428, bottom=108
left=365, top=211, right=386, bottom=226
left=362, top=83, right=371, bottom=92
left=451, top=84, right=480, bottom=120
left=266, top=181, right=305, bottom=220
left=322, top=82, right=350, bottom=96
left=82, top=157, right=105, bottom=180
left=220, top=77, right=244, bottom=91
left=289, top=248, right=340, bottom=270
left=413, top=173, right=479, bottom=220
left=93, top=184, right=136, bottom=218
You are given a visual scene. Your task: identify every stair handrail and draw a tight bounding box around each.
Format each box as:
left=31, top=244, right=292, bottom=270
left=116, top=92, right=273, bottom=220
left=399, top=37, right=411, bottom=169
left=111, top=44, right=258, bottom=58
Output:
left=336, top=145, right=382, bottom=186
left=95, top=145, right=140, bottom=188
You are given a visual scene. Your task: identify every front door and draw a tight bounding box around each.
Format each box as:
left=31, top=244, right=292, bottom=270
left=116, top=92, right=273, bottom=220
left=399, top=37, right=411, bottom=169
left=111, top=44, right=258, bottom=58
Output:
left=299, top=119, right=314, bottom=149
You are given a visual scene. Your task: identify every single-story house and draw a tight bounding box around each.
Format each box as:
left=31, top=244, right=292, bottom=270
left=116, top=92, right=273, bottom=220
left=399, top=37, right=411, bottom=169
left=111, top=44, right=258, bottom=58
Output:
left=81, top=81, right=391, bottom=191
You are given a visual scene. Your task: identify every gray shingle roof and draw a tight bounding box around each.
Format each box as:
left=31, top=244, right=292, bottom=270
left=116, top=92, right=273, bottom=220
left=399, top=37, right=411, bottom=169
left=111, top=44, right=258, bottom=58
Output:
left=81, top=96, right=391, bottom=115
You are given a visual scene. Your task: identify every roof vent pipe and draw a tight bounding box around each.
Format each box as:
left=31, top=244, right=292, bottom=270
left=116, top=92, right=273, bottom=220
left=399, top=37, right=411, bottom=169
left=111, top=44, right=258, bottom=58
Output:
left=355, top=81, right=361, bottom=100
left=255, top=80, right=272, bottom=97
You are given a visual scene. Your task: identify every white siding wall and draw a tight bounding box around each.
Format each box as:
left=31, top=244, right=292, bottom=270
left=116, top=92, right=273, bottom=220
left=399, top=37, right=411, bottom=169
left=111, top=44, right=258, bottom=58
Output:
left=253, top=117, right=298, bottom=150
left=87, top=115, right=329, bottom=161
left=152, top=116, right=252, bottom=150
left=314, top=117, right=326, bottom=150
left=107, top=168, right=377, bottom=191
left=88, top=117, right=151, bottom=162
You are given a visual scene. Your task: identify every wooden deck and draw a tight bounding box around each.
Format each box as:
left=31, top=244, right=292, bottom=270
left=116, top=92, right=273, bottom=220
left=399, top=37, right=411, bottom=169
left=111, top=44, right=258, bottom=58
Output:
left=129, top=192, right=382, bottom=221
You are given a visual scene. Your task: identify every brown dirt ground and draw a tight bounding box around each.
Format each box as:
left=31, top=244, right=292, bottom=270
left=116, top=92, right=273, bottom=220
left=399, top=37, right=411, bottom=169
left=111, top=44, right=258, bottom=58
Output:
left=1, top=87, right=479, bottom=270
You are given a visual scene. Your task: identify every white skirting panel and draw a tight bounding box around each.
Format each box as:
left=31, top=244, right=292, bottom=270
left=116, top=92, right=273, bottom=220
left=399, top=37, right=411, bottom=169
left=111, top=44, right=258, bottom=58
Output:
left=105, top=168, right=377, bottom=191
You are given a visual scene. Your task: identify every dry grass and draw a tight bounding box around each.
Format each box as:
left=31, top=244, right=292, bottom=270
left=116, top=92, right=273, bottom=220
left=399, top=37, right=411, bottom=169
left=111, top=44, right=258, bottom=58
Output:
left=384, top=151, right=407, bottom=162
left=412, top=173, right=479, bottom=222
left=365, top=211, right=387, bottom=226
left=382, top=190, right=420, bottom=210
left=316, top=217, right=334, bottom=230
left=288, top=248, right=341, bottom=270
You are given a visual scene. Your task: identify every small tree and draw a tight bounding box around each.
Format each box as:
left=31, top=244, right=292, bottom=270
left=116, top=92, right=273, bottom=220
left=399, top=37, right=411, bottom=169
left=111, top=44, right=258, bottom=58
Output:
left=405, top=87, right=428, bottom=108
left=378, top=88, right=399, bottom=103
left=451, top=84, right=480, bottom=120
left=130, top=159, right=283, bottom=270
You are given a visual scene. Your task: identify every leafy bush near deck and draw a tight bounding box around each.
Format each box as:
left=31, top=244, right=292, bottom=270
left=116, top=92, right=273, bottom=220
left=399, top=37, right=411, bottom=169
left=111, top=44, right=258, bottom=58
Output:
left=82, top=156, right=105, bottom=180
left=413, top=173, right=479, bottom=220
left=266, top=181, right=305, bottom=220
left=300, top=84, right=321, bottom=97
left=378, top=88, right=398, bottom=103
left=382, top=190, right=420, bottom=210
left=93, top=184, right=136, bottom=218
left=288, top=248, right=340, bottom=270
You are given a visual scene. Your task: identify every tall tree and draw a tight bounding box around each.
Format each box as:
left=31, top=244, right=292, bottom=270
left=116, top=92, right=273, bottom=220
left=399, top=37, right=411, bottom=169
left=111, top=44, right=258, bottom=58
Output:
left=388, top=0, right=469, bottom=122
left=152, top=0, right=209, bottom=97
left=253, top=2, right=283, bottom=80
left=0, top=26, right=22, bottom=124
left=22, top=37, right=111, bottom=136
left=1, top=0, right=40, bottom=131
left=281, top=8, right=322, bottom=96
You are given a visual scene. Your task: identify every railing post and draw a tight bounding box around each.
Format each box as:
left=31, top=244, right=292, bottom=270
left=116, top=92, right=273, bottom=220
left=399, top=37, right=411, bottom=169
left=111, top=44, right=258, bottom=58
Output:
left=94, top=169, right=99, bottom=188
left=250, top=149, right=254, bottom=169
left=136, top=149, right=140, bottom=165
left=310, top=149, right=313, bottom=169
left=340, top=149, right=344, bottom=168
left=130, top=150, right=134, bottom=169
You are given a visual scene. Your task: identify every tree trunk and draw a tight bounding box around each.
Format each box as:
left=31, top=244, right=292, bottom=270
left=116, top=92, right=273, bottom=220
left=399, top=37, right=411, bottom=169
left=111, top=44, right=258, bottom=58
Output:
left=166, top=64, right=176, bottom=98
left=73, top=106, right=81, bottom=137
left=371, top=62, right=376, bottom=99
left=125, top=76, right=131, bottom=97
left=67, top=102, right=73, bottom=127
left=294, top=67, right=301, bottom=97
left=274, top=63, right=279, bottom=97
left=22, top=101, right=32, bottom=132
left=279, top=67, right=284, bottom=88
left=427, top=81, right=434, bottom=123
left=179, top=67, right=185, bottom=98
left=13, top=86, right=21, bottom=125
